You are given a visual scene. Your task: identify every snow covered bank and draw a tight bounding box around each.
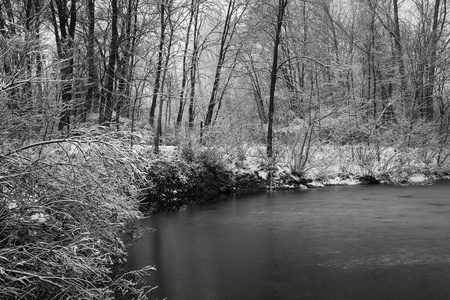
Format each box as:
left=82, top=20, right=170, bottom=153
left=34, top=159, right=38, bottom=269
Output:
left=137, top=143, right=449, bottom=214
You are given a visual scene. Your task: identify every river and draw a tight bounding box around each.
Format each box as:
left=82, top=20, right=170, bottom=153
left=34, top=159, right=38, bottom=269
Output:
left=126, top=180, right=450, bottom=300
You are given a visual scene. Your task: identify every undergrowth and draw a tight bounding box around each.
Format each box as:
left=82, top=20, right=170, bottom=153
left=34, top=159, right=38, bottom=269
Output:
left=0, top=132, right=155, bottom=300
left=141, top=144, right=233, bottom=213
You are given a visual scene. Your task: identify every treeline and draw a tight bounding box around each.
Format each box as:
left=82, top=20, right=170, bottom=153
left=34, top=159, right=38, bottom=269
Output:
left=0, top=0, right=449, bottom=156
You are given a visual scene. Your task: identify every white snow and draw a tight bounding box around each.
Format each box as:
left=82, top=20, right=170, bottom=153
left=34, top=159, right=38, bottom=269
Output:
left=258, top=170, right=268, bottom=180
left=307, top=181, right=325, bottom=188
left=409, top=174, right=428, bottom=183
left=30, top=213, right=47, bottom=223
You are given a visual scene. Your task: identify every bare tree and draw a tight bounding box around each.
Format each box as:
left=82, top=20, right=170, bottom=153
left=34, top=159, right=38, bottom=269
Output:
left=149, top=0, right=169, bottom=127
left=267, top=0, right=288, bottom=159
left=83, top=0, right=98, bottom=122
left=422, top=0, right=444, bottom=121
left=188, top=0, right=200, bottom=128
left=176, top=0, right=195, bottom=131
left=204, top=0, right=249, bottom=128
left=154, top=0, right=175, bottom=154
left=99, top=0, right=120, bottom=126
left=50, top=0, right=77, bottom=132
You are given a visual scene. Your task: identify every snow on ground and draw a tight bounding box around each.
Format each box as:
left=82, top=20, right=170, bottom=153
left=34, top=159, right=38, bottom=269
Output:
left=324, top=176, right=361, bottom=186
left=228, top=143, right=447, bottom=188
left=126, top=140, right=448, bottom=189
left=306, top=181, right=325, bottom=188
left=408, top=174, right=430, bottom=184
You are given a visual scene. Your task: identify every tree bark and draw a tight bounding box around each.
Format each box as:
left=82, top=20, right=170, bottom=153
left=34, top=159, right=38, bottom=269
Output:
left=99, top=0, right=119, bottom=126
left=247, top=54, right=267, bottom=124
left=51, top=0, right=77, bottom=132
left=115, top=0, right=138, bottom=128
left=188, top=0, right=200, bottom=128
left=176, top=0, right=195, bottom=130
left=149, top=1, right=167, bottom=127
left=267, top=0, right=288, bottom=159
left=204, top=0, right=236, bottom=128
left=2, top=0, right=15, bottom=35
left=392, top=0, right=408, bottom=108
left=154, top=0, right=174, bottom=154
left=84, top=0, right=98, bottom=122
left=422, top=0, right=443, bottom=121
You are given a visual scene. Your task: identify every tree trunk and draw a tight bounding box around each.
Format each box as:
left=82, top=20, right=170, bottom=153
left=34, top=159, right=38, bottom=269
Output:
left=115, top=0, right=138, bottom=128
left=247, top=54, right=267, bottom=124
left=2, top=0, right=15, bottom=35
left=24, top=0, right=33, bottom=104
left=100, top=0, right=119, bottom=126
left=84, top=0, right=98, bottom=122
left=267, top=0, right=288, bottom=159
left=188, top=0, right=200, bottom=128
left=154, top=0, right=174, bottom=154
left=422, top=0, right=443, bottom=121
left=392, top=0, right=408, bottom=110
left=204, top=0, right=235, bottom=128
left=176, top=0, right=195, bottom=130
left=51, top=0, right=77, bottom=132
left=204, top=0, right=248, bottom=128
left=34, top=0, right=42, bottom=109
left=149, top=1, right=167, bottom=127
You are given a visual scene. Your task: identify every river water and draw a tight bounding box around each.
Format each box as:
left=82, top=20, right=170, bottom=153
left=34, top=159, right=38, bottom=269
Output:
left=127, top=180, right=450, bottom=300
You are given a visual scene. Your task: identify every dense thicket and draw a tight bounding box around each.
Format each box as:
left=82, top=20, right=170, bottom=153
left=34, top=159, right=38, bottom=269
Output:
left=0, top=133, right=155, bottom=299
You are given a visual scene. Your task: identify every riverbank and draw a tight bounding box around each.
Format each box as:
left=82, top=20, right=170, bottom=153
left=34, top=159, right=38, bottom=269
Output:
left=138, top=143, right=450, bottom=215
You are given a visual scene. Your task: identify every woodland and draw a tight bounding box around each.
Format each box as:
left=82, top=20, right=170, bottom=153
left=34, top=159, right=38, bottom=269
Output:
left=1, top=0, right=450, bottom=299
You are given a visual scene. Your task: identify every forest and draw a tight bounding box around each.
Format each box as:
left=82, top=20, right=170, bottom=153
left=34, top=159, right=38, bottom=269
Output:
left=1, top=0, right=450, bottom=298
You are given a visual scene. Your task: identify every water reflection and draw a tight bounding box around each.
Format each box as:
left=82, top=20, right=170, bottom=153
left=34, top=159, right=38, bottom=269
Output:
left=127, top=181, right=450, bottom=300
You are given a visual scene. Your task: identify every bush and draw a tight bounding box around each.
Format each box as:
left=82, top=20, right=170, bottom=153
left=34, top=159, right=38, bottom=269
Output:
left=141, top=147, right=233, bottom=213
left=0, top=134, right=154, bottom=299
left=196, top=148, right=226, bottom=173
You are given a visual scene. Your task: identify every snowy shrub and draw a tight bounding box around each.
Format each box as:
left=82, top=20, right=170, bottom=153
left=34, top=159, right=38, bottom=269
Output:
left=0, top=134, right=154, bottom=300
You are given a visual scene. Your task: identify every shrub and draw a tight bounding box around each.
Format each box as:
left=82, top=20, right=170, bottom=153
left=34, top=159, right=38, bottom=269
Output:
left=0, top=134, right=154, bottom=300
left=141, top=146, right=233, bottom=213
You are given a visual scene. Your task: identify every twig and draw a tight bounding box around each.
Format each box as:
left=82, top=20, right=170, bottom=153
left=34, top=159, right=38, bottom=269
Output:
left=0, top=139, right=77, bottom=159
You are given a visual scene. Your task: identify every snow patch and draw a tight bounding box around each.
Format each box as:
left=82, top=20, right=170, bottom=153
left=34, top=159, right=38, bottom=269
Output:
left=409, top=174, right=428, bottom=183
left=324, top=177, right=361, bottom=186
left=258, top=170, right=268, bottom=180
left=30, top=213, right=47, bottom=223
left=8, top=201, right=17, bottom=210
left=307, top=181, right=325, bottom=188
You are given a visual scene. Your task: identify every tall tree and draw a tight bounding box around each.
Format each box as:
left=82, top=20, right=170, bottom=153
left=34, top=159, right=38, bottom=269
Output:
left=204, top=0, right=249, bottom=128
left=1, top=0, right=15, bottom=35
left=149, top=0, right=169, bottom=127
left=1, top=0, right=18, bottom=110
left=99, top=0, right=119, bottom=125
left=422, top=0, right=444, bottom=120
left=188, top=0, right=200, bottom=128
left=245, top=53, right=267, bottom=124
left=267, top=0, right=288, bottom=158
left=50, top=0, right=77, bottom=131
left=116, top=0, right=140, bottom=128
left=175, top=0, right=195, bottom=131
left=154, top=0, right=174, bottom=154
left=83, top=0, right=98, bottom=121
left=392, top=0, right=408, bottom=107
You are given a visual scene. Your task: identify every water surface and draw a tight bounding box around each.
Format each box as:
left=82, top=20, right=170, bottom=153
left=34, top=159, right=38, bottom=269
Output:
left=127, top=181, right=450, bottom=300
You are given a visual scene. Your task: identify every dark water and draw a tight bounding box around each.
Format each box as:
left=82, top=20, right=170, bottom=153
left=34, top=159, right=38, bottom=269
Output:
left=127, top=181, right=450, bottom=300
